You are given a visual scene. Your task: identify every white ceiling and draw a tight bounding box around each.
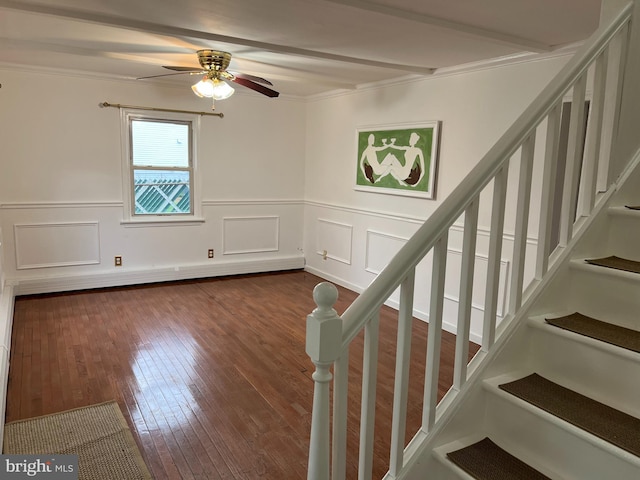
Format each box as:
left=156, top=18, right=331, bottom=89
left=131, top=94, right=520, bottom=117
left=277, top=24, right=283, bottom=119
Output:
left=0, top=0, right=603, bottom=98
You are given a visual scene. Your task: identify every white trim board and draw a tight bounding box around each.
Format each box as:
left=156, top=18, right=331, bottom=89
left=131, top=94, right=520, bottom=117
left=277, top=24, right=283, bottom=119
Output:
left=306, top=199, right=539, bottom=244
left=13, top=255, right=304, bottom=296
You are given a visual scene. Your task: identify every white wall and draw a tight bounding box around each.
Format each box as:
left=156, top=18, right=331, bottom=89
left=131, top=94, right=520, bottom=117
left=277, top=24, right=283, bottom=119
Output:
left=613, top=0, right=640, bottom=176
left=303, top=54, right=572, bottom=341
left=0, top=68, right=307, bottom=293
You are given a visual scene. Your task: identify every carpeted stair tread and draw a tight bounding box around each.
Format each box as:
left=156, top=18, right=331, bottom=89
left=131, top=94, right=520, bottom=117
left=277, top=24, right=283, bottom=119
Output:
left=499, top=373, right=640, bottom=457
left=545, top=312, right=640, bottom=354
left=446, top=437, right=551, bottom=480
left=585, top=255, right=640, bottom=274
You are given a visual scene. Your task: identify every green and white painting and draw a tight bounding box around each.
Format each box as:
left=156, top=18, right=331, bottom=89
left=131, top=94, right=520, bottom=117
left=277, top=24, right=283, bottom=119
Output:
left=355, top=122, right=440, bottom=199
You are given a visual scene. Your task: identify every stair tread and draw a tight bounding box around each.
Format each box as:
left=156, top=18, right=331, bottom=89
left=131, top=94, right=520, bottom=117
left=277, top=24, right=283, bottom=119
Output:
left=585, top=255, right=640, bottom=274
left=447, top=437, right=551, bottom=480
left=545, top=312, right=640, bottom=354
left=499, top=373, right=640, bottom=457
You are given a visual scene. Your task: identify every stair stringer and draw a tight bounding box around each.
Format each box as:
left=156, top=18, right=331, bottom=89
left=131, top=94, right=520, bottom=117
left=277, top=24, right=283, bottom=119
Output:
left=394, top=152, right=640, bottom=480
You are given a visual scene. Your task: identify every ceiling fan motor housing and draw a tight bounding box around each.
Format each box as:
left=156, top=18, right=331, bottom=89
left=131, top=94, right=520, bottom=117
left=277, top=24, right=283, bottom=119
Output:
left=197, top=50, right=232, bottom=72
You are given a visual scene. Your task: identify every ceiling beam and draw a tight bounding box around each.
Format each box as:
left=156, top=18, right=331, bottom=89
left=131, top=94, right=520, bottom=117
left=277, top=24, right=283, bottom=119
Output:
left=0, top=0, right=435, bottom=74
left=323, top=0, right=552, bottom=53
left=0, top=36, right=192, bottom=58
left=233, top=58, right=358, bottom=90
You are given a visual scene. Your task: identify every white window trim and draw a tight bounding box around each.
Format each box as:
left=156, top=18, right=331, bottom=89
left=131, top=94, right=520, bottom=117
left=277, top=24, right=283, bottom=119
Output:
left=119, top=108, right=204, bottom=226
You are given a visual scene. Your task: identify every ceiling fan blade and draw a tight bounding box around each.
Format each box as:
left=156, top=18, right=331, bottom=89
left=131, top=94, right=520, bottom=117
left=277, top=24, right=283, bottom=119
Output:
left=163, top=66, right=203, bottom=72
left=229, top=72, right=273, bottom=86
left=137, top=71, right=203, bottom=80
left=231, top=76, right=280, bottom=98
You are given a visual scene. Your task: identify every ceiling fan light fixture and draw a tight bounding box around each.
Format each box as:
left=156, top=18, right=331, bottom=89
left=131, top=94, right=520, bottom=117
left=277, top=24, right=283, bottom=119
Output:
left=191, top=78, right=214, bottom=98
left=211, top=78, right=235, bottom=100
left=191, top=77, right=234, bottom=100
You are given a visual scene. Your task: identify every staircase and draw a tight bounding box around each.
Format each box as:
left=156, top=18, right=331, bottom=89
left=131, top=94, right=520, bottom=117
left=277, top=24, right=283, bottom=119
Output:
left=428, top=203, right=640, bottom=479
left=304, top=4, right=640, bottom=480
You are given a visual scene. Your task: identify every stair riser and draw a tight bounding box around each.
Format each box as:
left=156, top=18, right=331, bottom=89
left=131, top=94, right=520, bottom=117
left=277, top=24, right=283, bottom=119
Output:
left=528, top=323, right=640, bottom=417
left=606, top=213, right=640, bottom=259
left=567, top=267, right=640, bottom=330
left=484, top=386, right=640, bottom=479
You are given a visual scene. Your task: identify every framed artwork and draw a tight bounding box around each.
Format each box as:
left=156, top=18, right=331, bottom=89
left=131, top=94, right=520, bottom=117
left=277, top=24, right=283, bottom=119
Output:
left=355, top=121, right=440, bottom=199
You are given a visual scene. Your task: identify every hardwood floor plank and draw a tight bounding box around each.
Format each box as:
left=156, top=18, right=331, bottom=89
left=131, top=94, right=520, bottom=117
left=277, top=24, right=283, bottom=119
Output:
left=6, top=271, right=479, bottom=479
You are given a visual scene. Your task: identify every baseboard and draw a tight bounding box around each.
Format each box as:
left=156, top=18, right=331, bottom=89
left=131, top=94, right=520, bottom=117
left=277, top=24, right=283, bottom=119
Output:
left=0, top=282, right=15, bottom=350
left=12, top=255, right=305, bottom=296
left=304, top=265, right=364, bottom=296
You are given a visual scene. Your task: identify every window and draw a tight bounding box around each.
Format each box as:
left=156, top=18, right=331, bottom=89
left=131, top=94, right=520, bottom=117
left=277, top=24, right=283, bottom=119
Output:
left=121, top=110, right=202, bottom=223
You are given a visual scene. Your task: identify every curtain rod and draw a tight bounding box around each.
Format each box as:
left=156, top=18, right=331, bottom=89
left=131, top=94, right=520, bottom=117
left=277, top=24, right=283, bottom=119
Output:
left=99, top=102, right=224, bottom=118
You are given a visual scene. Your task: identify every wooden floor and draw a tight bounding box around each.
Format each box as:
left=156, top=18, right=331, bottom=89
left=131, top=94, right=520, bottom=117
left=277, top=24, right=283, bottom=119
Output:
left=6, top=270, right=479, bottom=479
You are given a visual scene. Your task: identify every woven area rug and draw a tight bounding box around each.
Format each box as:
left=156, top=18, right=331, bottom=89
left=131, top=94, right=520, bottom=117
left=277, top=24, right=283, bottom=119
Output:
left=546, top=312, right=640, bottom=354
left=447, top=437, right=551, bottom=480
left=4, top=401, right=152, bottom=480
left=585, top=255, right=640, bottom=274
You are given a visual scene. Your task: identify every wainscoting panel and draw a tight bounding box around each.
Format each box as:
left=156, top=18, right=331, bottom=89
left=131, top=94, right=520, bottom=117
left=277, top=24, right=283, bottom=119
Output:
left=444, top=248, right=510, bottom=317
left=222, top=216, right=280, bottom=255
left=316, top=219, right=353, bottom=264
left=365, top=230, right=408, bottom=275
left=14, top=222, right=100, bottom=270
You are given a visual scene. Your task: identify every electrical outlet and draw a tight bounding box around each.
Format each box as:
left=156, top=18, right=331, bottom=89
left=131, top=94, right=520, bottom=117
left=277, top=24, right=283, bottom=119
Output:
left=114, top=256, right=122, bottom=267
left=322, top=250, right=328, bottom=260
left=208, top=249, right=214, bottom=258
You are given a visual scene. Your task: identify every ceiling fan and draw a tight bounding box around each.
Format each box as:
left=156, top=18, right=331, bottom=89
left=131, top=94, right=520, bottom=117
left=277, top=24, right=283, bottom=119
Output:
left=139, top=50, right=279, bottom=104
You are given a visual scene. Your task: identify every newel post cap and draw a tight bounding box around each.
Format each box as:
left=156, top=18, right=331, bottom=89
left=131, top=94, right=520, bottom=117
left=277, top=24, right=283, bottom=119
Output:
left=306, top=282, right=342, bottom=363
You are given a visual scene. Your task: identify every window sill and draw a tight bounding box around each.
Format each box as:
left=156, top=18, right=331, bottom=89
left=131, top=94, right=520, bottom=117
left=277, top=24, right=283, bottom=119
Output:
left=120, top=217, right=205, bottom=227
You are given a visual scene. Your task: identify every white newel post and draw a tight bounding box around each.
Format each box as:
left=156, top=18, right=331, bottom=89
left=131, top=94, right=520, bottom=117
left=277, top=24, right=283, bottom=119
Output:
left=306, top=282, right=342, bottom=480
